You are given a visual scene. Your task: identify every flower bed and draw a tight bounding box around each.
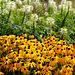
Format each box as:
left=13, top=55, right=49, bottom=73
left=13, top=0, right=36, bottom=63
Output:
left=0, top=34, right=75, bottom=75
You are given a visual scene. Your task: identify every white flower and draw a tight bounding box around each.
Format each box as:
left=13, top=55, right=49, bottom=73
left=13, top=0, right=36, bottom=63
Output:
left=48, top=0, right=56, bottom=7
left=19, top=1, right=22, bottom=5
left=44, top=12, right=49, bottom=16
left=25, top=5, right=33, bottom=13
left=67, top=1, right=72, bottom=9
left=36, top=0, right=39, bottom=2
left=31, top=14, right=38, bottom=22
left=16, top=0, right=22, bottom=5
left=3, top=9, right=9, bottom=14
left=43, top=3, right=47, bottom=8
left=46, top=17, right=55, bottom=26
left=6, top=1, right=16, bottom=11
left=11, top=2, right=16, bottom=11
left=60, top=28, right=67, bottom=34
left=35, top=2, right=42, bottom=8
left=61, top=0, right=67, bottom=5
left=23, top=0, right=27, bottom=5
left=59, top=4, right=61, bottom=8
left=21, top=5, right=25, bottom=12
left=59, top=4, right=68, bottom=12
left=63, top=5, right=68, bottom=12
left=39, top=35, right=43, bottom=40
left=59, top=0, right=73, bottom=13
left=0, top=0, right=2, bottom=3
left=48, top=0, right=57, bottom=12
left=6, top=2, right=11, bottom=10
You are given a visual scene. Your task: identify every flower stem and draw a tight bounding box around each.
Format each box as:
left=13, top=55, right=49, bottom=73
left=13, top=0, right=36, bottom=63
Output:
left=6, top=10, right=11, bottom=24
left=21, top=12, right=25, bottom=25
left=61, top=6, right=69, bottom=27
left=33, top=22, right=35, bottom=36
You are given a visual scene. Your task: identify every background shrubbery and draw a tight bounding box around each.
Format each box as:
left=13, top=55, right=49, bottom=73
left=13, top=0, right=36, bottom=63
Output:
left=0, top=0, right=75, bottom=44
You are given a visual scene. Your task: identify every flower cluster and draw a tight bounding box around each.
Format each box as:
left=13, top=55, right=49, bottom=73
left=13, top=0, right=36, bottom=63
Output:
left=48, top=0, right=57, bottom=12
left=46, top=17, right=55, bottom=26
left=58, top=0, right=72, bottom=13
left=0, top=34, right=75, bottom=75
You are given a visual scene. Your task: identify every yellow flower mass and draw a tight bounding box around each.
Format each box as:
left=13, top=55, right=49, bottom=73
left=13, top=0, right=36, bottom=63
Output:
left=0, top=34, right=75, bottom=75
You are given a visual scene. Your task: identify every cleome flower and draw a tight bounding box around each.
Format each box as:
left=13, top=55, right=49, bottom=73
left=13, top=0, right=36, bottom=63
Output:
left=46, top=17, right=55, bottom=26
left=30, top=13, right=38, bottom=22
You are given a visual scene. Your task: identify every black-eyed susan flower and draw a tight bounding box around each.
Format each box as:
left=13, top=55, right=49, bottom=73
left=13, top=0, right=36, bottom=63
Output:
left=22, top=34, right=27, bottom=38
left=29, top=35, right=34, bottom=39
left=0, top=72, right=4, bottom=75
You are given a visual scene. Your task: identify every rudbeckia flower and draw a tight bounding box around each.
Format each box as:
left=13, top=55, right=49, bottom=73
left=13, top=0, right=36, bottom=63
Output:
left=29, top=35, right=34, bottom=39
left=0, top=72, right=4, bottom=75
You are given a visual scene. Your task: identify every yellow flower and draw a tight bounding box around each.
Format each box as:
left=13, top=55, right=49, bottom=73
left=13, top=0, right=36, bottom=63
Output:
left=12, top=63, right=17, bottom=72
left=22, top=34, right=27, bottom=37
left=29, top=35, right=34, bottom=39
left=0, top=72, right=4, bottom=75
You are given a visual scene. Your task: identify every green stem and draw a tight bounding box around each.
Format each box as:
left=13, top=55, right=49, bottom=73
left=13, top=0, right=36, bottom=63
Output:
left=1, top=1, right=3, bottom=23
left=61, top=7, right=63, bottom=16
left=6, top=10, right=11, bottom=24
left=61, top=7, right=69, bottom=27
left=13, top=72, right=15, bottom=75
left=21, top=12, right=25, bottom=25
left=18, top=70, right=21, bottom=75
left=33, top=21, right=35, bottom=36
left=49, top=24, right=52, bottom=36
